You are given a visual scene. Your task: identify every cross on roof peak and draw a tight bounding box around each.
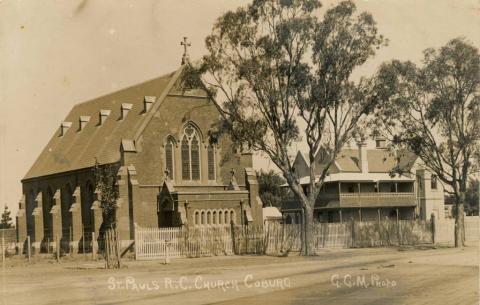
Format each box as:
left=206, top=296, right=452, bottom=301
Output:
left=180, top=36, right=191, bottom=65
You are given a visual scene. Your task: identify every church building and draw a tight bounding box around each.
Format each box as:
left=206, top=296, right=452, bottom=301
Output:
left=17, top=45, right=263, bottom=253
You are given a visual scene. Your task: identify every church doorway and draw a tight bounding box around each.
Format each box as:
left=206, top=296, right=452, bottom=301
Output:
left=158, top=198, right=177, bottom=228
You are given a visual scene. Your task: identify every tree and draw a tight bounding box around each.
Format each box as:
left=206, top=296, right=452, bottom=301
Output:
left=0, top=205, right=13, bottom=229
left=184, top=0, right=385, bottom=254
left=374, top=38, right=480, bottom=247
left=93, top=161, right=119, bottom=230
left=257, top=170, right=287, bottom=208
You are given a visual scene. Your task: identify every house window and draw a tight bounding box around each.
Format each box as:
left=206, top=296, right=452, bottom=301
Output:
left=207, top=144, right=216, bottom=180
left=165, top=137, right=175, bottom=179
left=431, top=175, right=437, bottom=190
left=181, top=124, right=201, bottom=181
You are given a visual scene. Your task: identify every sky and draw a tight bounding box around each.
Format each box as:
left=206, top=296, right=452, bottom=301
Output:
left=0, top=0, right=479, bottom=217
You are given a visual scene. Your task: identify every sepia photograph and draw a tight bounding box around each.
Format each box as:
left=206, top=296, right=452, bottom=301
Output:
left=0, top=0, right=479, bottom=304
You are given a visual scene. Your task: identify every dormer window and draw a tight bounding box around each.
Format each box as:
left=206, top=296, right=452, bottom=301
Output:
left=144, top=96, right=155, bottom=112
left=99, top=109, right=111, bottom=125
left=375, top=138, right=386, bottom=149
left=121, top=103, right=133, bottom=120
left=79, top=116, right=90, bottom=131
left=60, top=122, right=72, bottom=136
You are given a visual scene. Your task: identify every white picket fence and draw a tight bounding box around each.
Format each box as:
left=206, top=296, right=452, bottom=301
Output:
left=134, top=217, right=479, bottom=260
left=134, top=224, right=233, bottom=260
left=434, top=216, right=479, bottom=245
left=465, top=216, right=479, bottom=242
left=134, top=226, right=184, bottom=260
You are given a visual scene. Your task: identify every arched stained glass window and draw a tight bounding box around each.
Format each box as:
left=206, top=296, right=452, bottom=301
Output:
left=224, top=210, right=229, bottom=224
left=181, top=136, right=190, bottom=180
left=207, top=144, right=215, bottom=180
left=165, top=137, right=175, bottom=179
left=218, top=210, right=223, bottom=225
left=194, top=211, right=200, bottom=226
left=191, top=137, right=200, bottom=180
left=180, top=123, right=201, bottom=181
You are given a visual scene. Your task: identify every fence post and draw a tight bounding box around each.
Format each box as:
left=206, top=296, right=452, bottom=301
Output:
left=133, top=223, right=137, bottom=260
left=92, top=232, right=96, bottom=260
left=82, top=225, right=85, bottom=258
left=230, top=221, right=236, bottom=255
left=430, top=213, right=436, bottom=244
left=27, top=236, right=31, bottom=262
left=56, top=234, right=60, bottom=262
left=350, top=219, right=355, bottom=248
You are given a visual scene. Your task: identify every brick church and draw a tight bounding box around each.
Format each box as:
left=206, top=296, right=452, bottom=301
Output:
left=17, top=45, right=263, bottom=253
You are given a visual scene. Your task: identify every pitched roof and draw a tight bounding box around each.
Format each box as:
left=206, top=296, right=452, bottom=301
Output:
left=23, top=68, right=182, bottom=180
left=294, top=147, right=418, bottom=177
left=335, top=149, right=360, bottom=172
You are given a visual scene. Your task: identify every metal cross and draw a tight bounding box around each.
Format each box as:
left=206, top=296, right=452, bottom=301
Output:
left=180, top=37, right=191, bottom=64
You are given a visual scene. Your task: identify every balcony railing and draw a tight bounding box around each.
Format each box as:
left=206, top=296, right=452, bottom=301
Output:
left=317, top=192, right=416, bottom=208
left=340, top=192, right=415, bottom=198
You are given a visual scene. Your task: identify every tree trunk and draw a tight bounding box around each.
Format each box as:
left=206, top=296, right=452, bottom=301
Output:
left=283, top=172, right=316, bottom=256
left=303, top=204, right=315, bottom=255
left=454, top=197, right=465, bottom=248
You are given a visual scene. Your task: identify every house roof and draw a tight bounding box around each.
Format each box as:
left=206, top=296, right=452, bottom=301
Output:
left=292, top=147, right=418, bottom=178
left=326, top=148, right=417, bottom=173
left=23, top=68, right=183, bottom=180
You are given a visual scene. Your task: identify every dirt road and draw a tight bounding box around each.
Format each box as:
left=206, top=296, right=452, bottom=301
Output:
left=1, top=245, right=478, bottom=305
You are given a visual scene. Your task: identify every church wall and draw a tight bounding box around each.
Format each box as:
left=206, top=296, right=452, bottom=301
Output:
left=130, top=94, right=251, bottom=187
left=20, top=168, right=96, bottom=248
left=123, top=94, right=256, bottom=227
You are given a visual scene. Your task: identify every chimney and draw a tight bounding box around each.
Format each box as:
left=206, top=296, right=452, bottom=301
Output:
left=99, top=109, right=111, bottom=125
left=60, top=122, right=72, bottom=136
left=79, top=116, right=90, bottom=131
left=375, top=136, right=386, bottom=149
left=357, top=141, right=368, bottom=173
left=144, top=96, right=155, bottom=112
left=121, top=103, right=133, bottom=120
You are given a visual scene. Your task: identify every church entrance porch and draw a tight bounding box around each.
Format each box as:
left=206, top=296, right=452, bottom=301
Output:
left=157, top=198, right=183, bottom=228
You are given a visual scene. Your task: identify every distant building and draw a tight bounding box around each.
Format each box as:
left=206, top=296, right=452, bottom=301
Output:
left=282, top=138, right=445, bottom=223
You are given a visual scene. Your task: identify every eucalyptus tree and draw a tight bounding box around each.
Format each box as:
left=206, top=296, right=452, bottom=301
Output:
left=373, top=38, right=480, bottom=247
left=184, top=0, right=385, bottom=254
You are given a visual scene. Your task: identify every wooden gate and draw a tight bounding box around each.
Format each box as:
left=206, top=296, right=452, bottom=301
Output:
left=134, top=225, right=183, bottom=260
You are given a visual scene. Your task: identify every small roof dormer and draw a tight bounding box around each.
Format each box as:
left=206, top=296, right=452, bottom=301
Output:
left=375, top=136, right=387, bottom=149
left=99, top=109, right=111, bottom=125
left=60, top=122, right=72, bottom=137
left=79, top=116, right=91, bottom=131
left=121, top=103, right=133, bottom=120
left=144, top=96, right=156, bottom=112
